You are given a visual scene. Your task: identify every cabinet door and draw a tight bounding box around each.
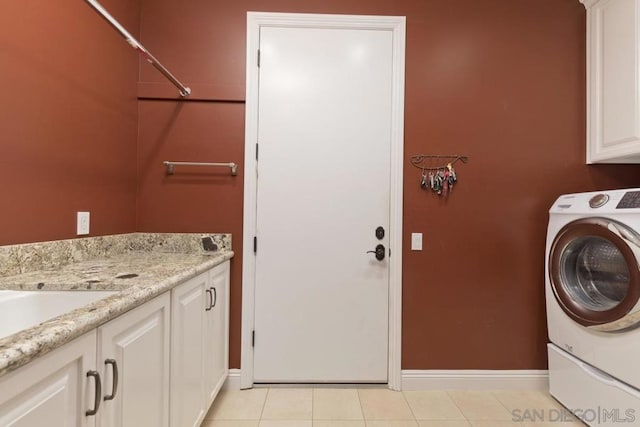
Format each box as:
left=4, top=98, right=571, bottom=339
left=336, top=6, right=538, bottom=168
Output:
left=204, top=261, right=230, bottom=407
left=170, top=272, right=207, bottom=427
left=587, top=0, right=640, bottom=163
left=97, top=293, right=170, bottom=427
left=0, top=332, right=97, bottom=427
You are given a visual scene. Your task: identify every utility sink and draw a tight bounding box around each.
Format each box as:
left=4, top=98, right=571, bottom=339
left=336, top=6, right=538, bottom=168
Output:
left=0, top=290, right=117, bottom=340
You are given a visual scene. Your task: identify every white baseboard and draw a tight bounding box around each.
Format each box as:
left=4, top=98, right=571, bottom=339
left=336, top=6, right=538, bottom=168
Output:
left=223, top=369, right=549, bottom=391
left=224, top=368, right=242, bottom=390
left=402, top=370, right=549, bottom=391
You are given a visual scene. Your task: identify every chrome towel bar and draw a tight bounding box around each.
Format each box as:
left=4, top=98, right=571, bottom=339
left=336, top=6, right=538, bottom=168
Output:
left=84, top=0, right=191, bottom=97
left=163, top=161, right=238, bottom=176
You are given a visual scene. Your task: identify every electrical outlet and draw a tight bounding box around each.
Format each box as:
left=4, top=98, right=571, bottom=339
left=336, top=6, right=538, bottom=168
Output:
left=411, top=233, right=423, bottom=251
left=77, top=212, right=90, bottom=235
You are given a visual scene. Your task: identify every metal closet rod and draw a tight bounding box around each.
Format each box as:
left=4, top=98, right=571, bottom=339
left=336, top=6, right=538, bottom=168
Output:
left=84, top=0, right=191, bottom=97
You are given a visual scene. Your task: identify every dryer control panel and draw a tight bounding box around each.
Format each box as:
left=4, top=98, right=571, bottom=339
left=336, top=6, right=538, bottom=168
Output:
left=589, top=194, right=610, bottom=208
left=617, top=191, right=640, bottom=209
left=550, top=188, right=640, bottom=214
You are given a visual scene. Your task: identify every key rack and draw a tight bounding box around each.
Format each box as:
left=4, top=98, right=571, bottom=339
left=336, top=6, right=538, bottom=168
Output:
left=409, top=155, right=469, bottom=197
left=410, top=154, right=469, bottom=171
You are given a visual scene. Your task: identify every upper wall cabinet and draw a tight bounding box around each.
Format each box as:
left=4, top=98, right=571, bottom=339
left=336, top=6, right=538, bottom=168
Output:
left=582, top=0, right=640, bottom=163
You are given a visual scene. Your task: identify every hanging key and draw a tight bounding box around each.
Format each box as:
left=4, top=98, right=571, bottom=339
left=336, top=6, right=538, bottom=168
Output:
left=448, top=163, right=457, bottom=183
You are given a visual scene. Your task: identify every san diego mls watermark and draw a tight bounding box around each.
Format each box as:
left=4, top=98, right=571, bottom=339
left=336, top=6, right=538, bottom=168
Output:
left=512, top=407, right=636, bottom=424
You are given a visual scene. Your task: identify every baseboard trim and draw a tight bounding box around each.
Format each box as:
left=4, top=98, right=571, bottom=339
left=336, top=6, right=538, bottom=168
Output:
left=402, top=369, right=549, bottom=390
left=224, top=368, right=242, bottom=390
left=223, top=369, right=549, bottom=391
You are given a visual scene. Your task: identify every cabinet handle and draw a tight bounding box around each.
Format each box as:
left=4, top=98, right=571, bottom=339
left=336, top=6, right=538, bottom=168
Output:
left=211, top=287, right=217, bottom=308
left=205, top=289, right=213, bottom=311
left=86, top=370, right=102, bottom=416
left=104, top=359, right=119, bottom=401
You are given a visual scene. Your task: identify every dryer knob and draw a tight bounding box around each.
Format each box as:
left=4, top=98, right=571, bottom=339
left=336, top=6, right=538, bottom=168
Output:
left=589, top=193, right=609, bottom=208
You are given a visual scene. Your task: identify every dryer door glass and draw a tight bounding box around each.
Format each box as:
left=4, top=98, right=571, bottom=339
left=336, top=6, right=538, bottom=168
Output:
left=549, top=218, right=640, bottom=330
left=559, top=236, right=630, bottom=311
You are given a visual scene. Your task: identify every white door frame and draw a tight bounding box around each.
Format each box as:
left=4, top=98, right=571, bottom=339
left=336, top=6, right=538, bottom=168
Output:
left=241, top=11, right=405, bottom=390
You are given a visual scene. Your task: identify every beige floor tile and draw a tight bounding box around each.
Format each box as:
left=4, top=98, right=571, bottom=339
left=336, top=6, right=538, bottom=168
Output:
left=201, top=421, right=260, bottom=427
left=522, top=423, right=586, bottom=427
left=358, top=389, right=414, bottom=420
left=403, top=391, right=465, bottom=420
left=447, top=391, right=512, bottom=421
left=314, top=422, right=366, bottom=427
left=417, top=421, right=470, bottom=427
left=493, top=391, right=583, bottom=425
left=262, top=389, right=313, bottom=420
left=365, top=422, right=418, bottom=427
left=259, top=421, right=313, bottom=427
left=469, top=422, right=521, bottom=427
left=206, top=389, right=268, bottom=420
left=521, top=413, right=586, bottom=427
left=313, top=389, right=363, bottom=420
left=492, top=390, right=564, bottom=413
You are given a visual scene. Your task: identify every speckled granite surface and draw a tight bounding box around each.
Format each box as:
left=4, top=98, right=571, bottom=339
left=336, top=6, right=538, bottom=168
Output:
left=0, top=233, right=233, bottom=377
left=0, top=232, right=231, bottom=277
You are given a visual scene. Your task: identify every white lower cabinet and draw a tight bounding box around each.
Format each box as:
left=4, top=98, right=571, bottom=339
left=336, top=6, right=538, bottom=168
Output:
left=0, top=293, right=171, bottom=427
left=0, top=332, right=97, bottom=427
left=205, top=262, right=230, bottom=408
left=170, top=272, right=208, bottom=427
left=0, top=260, right=230, bottom=427
left=97, top=293, right=171, bottom=427
left=171, top=261, right=230, bottom=427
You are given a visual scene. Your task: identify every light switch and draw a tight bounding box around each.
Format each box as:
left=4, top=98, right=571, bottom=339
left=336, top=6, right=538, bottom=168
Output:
left=77, top=212, right=90, bottom=235
left=411, top=233, right=423, bottom=251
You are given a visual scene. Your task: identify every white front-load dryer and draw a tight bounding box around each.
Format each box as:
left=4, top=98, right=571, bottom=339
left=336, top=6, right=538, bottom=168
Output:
left=546, top=189, right=640, bottom=425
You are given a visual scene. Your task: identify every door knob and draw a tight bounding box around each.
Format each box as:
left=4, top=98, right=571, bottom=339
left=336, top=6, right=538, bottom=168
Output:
left=367, top=244, right=386, bottom=261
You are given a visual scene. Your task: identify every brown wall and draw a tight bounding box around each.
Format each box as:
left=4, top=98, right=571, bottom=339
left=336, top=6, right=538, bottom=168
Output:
left=5, top=0, right=640, bottom=371
left=136, top=101, right=245, bottom=358
left=0, top=0, right=140, bottom=245
left=136, top=0, right=640, bottom=370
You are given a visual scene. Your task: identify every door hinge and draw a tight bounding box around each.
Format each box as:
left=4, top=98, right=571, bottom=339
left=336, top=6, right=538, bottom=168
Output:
left=253, top=236, right=257, bottom=253
left=252, top=330, right=255, bottom=347
left=257, top=49, right=260, bottom=67
left=256, top=143, right=259, bottom=160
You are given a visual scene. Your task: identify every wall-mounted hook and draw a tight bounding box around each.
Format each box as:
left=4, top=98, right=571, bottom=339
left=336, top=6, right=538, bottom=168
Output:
left=410, top=155, right=468, bottom=171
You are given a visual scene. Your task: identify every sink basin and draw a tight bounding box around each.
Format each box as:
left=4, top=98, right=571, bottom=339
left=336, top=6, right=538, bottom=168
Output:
left=0, top=290, right=117, bottom=340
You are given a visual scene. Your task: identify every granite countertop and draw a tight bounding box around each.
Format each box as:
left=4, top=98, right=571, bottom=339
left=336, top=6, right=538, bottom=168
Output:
left=0, top=249, right=233, bottom=377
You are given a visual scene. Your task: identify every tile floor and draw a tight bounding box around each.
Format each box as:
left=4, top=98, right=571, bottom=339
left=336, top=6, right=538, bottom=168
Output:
left=202, top=388, right=586, bottom=427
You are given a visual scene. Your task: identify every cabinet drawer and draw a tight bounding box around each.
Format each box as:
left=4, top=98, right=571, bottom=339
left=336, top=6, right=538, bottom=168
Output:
left=548, top=343, right=640, bottom=426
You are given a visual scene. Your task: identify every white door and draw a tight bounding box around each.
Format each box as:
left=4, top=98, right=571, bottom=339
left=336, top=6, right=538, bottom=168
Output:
left=253, top=24, right=394, bottom=382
